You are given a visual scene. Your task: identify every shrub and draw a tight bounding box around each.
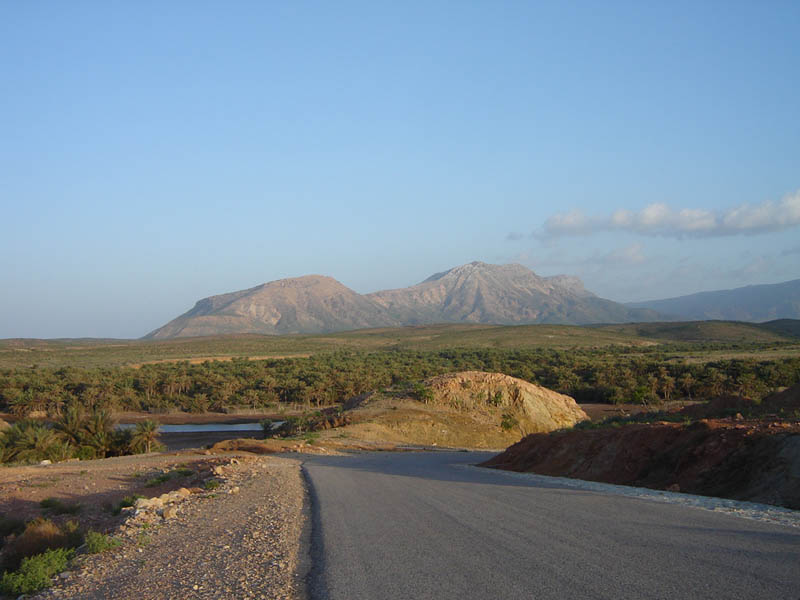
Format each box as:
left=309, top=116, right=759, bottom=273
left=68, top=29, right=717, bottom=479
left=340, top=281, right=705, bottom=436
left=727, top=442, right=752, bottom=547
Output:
left=0, top=547, right=75, bottom=595
left=73, top=445, right=96, bottom=460
left=61, top=520, right=83, bottom=548
left=0, top=515, right=25, bottom=539
left=260, top=418, right=273, bottom=438
left=111, top=494, right=145, bottom=515
left=500, top=412, right=518, bottom=431
left=144, top=467, right=193, bottom=487
left=203, top=479, right=221, bottom=490
left=2, top=518, right=68, bottom=572
left=411, top=383, right=434, bottom=404
left=85, top=531, right=120, bottom=554
left=39, top=497, right=82, bottom=515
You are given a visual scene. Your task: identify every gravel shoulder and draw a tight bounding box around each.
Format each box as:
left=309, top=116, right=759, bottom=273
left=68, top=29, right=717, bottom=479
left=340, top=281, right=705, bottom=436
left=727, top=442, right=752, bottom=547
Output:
left=31, top=455, right=306, bottom=600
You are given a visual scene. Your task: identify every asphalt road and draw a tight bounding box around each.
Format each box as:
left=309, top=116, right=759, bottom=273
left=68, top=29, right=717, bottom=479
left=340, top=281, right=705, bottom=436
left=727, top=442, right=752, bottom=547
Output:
left=302, top=451, right=800, bottom=600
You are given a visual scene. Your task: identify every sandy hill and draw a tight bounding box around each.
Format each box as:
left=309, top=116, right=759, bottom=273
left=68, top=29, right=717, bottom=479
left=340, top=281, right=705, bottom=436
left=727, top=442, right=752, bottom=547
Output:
left=146, top=262, right=664, bottom=338
left=324, top=371, right=588, bottom=448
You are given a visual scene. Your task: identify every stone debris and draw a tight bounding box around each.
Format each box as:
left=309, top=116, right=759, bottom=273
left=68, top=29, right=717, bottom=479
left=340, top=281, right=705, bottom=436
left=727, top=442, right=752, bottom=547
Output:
left=33, top=455, right=305, bottom=600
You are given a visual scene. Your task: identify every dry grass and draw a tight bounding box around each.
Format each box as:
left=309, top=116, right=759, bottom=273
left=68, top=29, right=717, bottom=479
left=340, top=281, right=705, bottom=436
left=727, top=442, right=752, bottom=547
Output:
left=2, top=518, right=70, bottom=571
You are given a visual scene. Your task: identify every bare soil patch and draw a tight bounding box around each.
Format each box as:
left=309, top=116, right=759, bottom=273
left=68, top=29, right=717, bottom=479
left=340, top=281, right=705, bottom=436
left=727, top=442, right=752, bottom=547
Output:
left=482, top=418, right=800, bottom=509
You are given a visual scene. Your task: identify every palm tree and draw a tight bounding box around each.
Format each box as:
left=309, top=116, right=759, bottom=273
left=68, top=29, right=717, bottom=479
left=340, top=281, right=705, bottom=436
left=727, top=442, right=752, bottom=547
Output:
left=53, top=402, right=85, bottom=446
left=81, top=409, right=116, bottom=457
left=129, top=420, right=160, bottom=454
left=2, top=420, right=71, bottom=463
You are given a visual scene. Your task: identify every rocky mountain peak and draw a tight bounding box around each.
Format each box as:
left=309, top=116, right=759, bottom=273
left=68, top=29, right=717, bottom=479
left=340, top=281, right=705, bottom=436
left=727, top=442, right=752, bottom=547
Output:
left=145, top=262, right=663, bottom=338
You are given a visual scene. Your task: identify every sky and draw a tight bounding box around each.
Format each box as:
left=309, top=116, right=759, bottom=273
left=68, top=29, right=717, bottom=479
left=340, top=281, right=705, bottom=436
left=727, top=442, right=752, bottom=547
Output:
left=1, top=1, right=799, bottom=338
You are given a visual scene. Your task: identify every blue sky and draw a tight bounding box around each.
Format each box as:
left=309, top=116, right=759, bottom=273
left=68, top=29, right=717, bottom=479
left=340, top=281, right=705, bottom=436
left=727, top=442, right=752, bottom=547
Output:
left=2, top=1, right=799, bottom=338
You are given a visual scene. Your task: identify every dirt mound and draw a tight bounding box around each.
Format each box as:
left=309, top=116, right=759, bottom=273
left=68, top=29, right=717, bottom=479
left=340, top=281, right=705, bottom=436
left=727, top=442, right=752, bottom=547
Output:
left=425, top=371, right=588, bottom=433
left=320, top=372, right=587, bottom=449
left=762, top=383, right=800, bottom=414
left=679, top=395, right=759, bottom=419
left=482, top=420, right=800, bottom=509
left=209, top=438, right=337, bottom=455
left=680, top=383, right=800, bottom=419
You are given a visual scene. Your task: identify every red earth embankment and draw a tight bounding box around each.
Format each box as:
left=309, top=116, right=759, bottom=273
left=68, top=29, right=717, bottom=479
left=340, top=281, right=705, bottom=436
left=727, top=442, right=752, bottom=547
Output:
left=481, top=419, right=800, bottom=509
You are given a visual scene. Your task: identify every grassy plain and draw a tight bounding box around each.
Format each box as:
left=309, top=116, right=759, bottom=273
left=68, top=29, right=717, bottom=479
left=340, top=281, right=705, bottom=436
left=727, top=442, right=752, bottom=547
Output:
left=1, top=320, right=798, bottom=369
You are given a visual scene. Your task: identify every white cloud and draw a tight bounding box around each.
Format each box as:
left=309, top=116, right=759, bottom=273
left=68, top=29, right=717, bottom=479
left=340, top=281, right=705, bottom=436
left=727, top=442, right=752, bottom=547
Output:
left=537, top=190, right=800, bottom=239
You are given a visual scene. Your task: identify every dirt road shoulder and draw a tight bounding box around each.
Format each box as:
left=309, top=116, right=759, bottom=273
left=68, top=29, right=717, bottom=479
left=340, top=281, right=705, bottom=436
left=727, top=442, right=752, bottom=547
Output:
left=33, top=455, right=306, bottom=600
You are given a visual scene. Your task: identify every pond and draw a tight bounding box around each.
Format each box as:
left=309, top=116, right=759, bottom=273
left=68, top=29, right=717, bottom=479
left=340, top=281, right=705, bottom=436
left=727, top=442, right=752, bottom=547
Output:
left=117, top=422, right=282, bottom=433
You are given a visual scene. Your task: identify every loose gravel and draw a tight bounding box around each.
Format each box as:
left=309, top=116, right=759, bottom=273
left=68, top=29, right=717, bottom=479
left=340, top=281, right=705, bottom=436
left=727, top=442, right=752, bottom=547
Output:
left=34, top=456, right=306, bottom=600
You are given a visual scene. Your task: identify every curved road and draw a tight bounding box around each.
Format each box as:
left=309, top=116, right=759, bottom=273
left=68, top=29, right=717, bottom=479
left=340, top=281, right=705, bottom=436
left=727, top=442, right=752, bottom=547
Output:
left=302, top=451, right=800, bottom=600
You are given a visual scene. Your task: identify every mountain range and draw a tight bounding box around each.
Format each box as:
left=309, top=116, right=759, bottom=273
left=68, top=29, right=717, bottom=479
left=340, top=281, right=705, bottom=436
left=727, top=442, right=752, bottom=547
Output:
left=144, top=262, right=663, bottom=338
left=145, top=262, right=800, bottom=339
left=627, top=278, right=800, bottom=322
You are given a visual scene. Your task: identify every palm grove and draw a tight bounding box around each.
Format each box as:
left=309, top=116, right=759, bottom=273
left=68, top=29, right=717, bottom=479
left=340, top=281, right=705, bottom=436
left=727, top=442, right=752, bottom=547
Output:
left=2, top=346, right=799, bottom=464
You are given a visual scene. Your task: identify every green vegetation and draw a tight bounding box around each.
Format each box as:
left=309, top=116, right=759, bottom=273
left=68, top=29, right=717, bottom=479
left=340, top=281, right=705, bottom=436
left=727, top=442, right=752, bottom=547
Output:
left=0, top=547, right=74, bottom=595
left=259, top=418, right=273, bottom=437
left=39, top=497, right=81, bottom=515
left=2, top=321, right=796, bottom=370
left=84, top=530, right=121, bottom=554
left=110, top=494, right=145, bottom=515
left=128, top=420, right=163, bottom=454
left=203, top=479, right=220, bottom=490
left=2, top=345, right=798, bottom=425
left=2, top=323, right=799, bottom=465
left=144, top=468, right=193, bottom=487
left=0, top=406, right=161, bottom=464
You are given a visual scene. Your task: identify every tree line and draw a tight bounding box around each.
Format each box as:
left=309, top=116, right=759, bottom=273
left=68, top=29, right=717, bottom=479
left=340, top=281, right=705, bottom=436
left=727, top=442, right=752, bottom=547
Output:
left=2, top=347, right=798, bottom=418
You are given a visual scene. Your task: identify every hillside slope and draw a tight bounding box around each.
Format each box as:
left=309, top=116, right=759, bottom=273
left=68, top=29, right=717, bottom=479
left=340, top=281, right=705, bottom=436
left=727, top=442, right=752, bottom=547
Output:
left=628, top=279, right=800, bottom=322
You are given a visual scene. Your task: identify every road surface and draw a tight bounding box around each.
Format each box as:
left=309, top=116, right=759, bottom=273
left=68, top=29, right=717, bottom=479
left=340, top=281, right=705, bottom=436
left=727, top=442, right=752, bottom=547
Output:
left=302, top=451, right=800, bottom=600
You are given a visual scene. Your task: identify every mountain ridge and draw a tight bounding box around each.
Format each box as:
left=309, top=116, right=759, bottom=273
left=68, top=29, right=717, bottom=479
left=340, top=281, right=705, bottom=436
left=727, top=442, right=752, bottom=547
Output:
left=145, top=262, right=664, bottom=339
left=627, top=278, right=800, bottom=322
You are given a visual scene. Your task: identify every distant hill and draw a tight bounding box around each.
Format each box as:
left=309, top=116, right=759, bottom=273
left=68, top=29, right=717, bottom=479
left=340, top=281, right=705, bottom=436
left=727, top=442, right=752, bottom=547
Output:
left=627, top=279, right=800, bottom=322
left=593, top=320, right=798, bottom=343
left=757, top=319, right=800, bottom=339
left=144, top=275, right=398, bottom=338
left=144, top=262, right=664, bottom=339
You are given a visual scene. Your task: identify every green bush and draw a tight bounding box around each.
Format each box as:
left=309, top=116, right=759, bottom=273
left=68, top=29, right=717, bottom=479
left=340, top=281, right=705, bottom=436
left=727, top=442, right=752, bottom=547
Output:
left=500, top=412, right=518, bottom=431
left=203, top=479, right=220, bottom=490
left=85, top=531, right=120, bottom=554
left=73, top=445, right=96, bottom=460
left=2, top=518, right=68, bottom=571
left=39, top=497, right=82, bottom=515
left=144, top=467, right=193, bottom=487
left=0, top=547, right=74, bottom=595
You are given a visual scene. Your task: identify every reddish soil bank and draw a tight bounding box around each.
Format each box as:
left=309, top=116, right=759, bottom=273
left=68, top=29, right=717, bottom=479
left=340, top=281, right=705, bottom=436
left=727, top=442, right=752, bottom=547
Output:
left=481, top=419, right=800, bottom=509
